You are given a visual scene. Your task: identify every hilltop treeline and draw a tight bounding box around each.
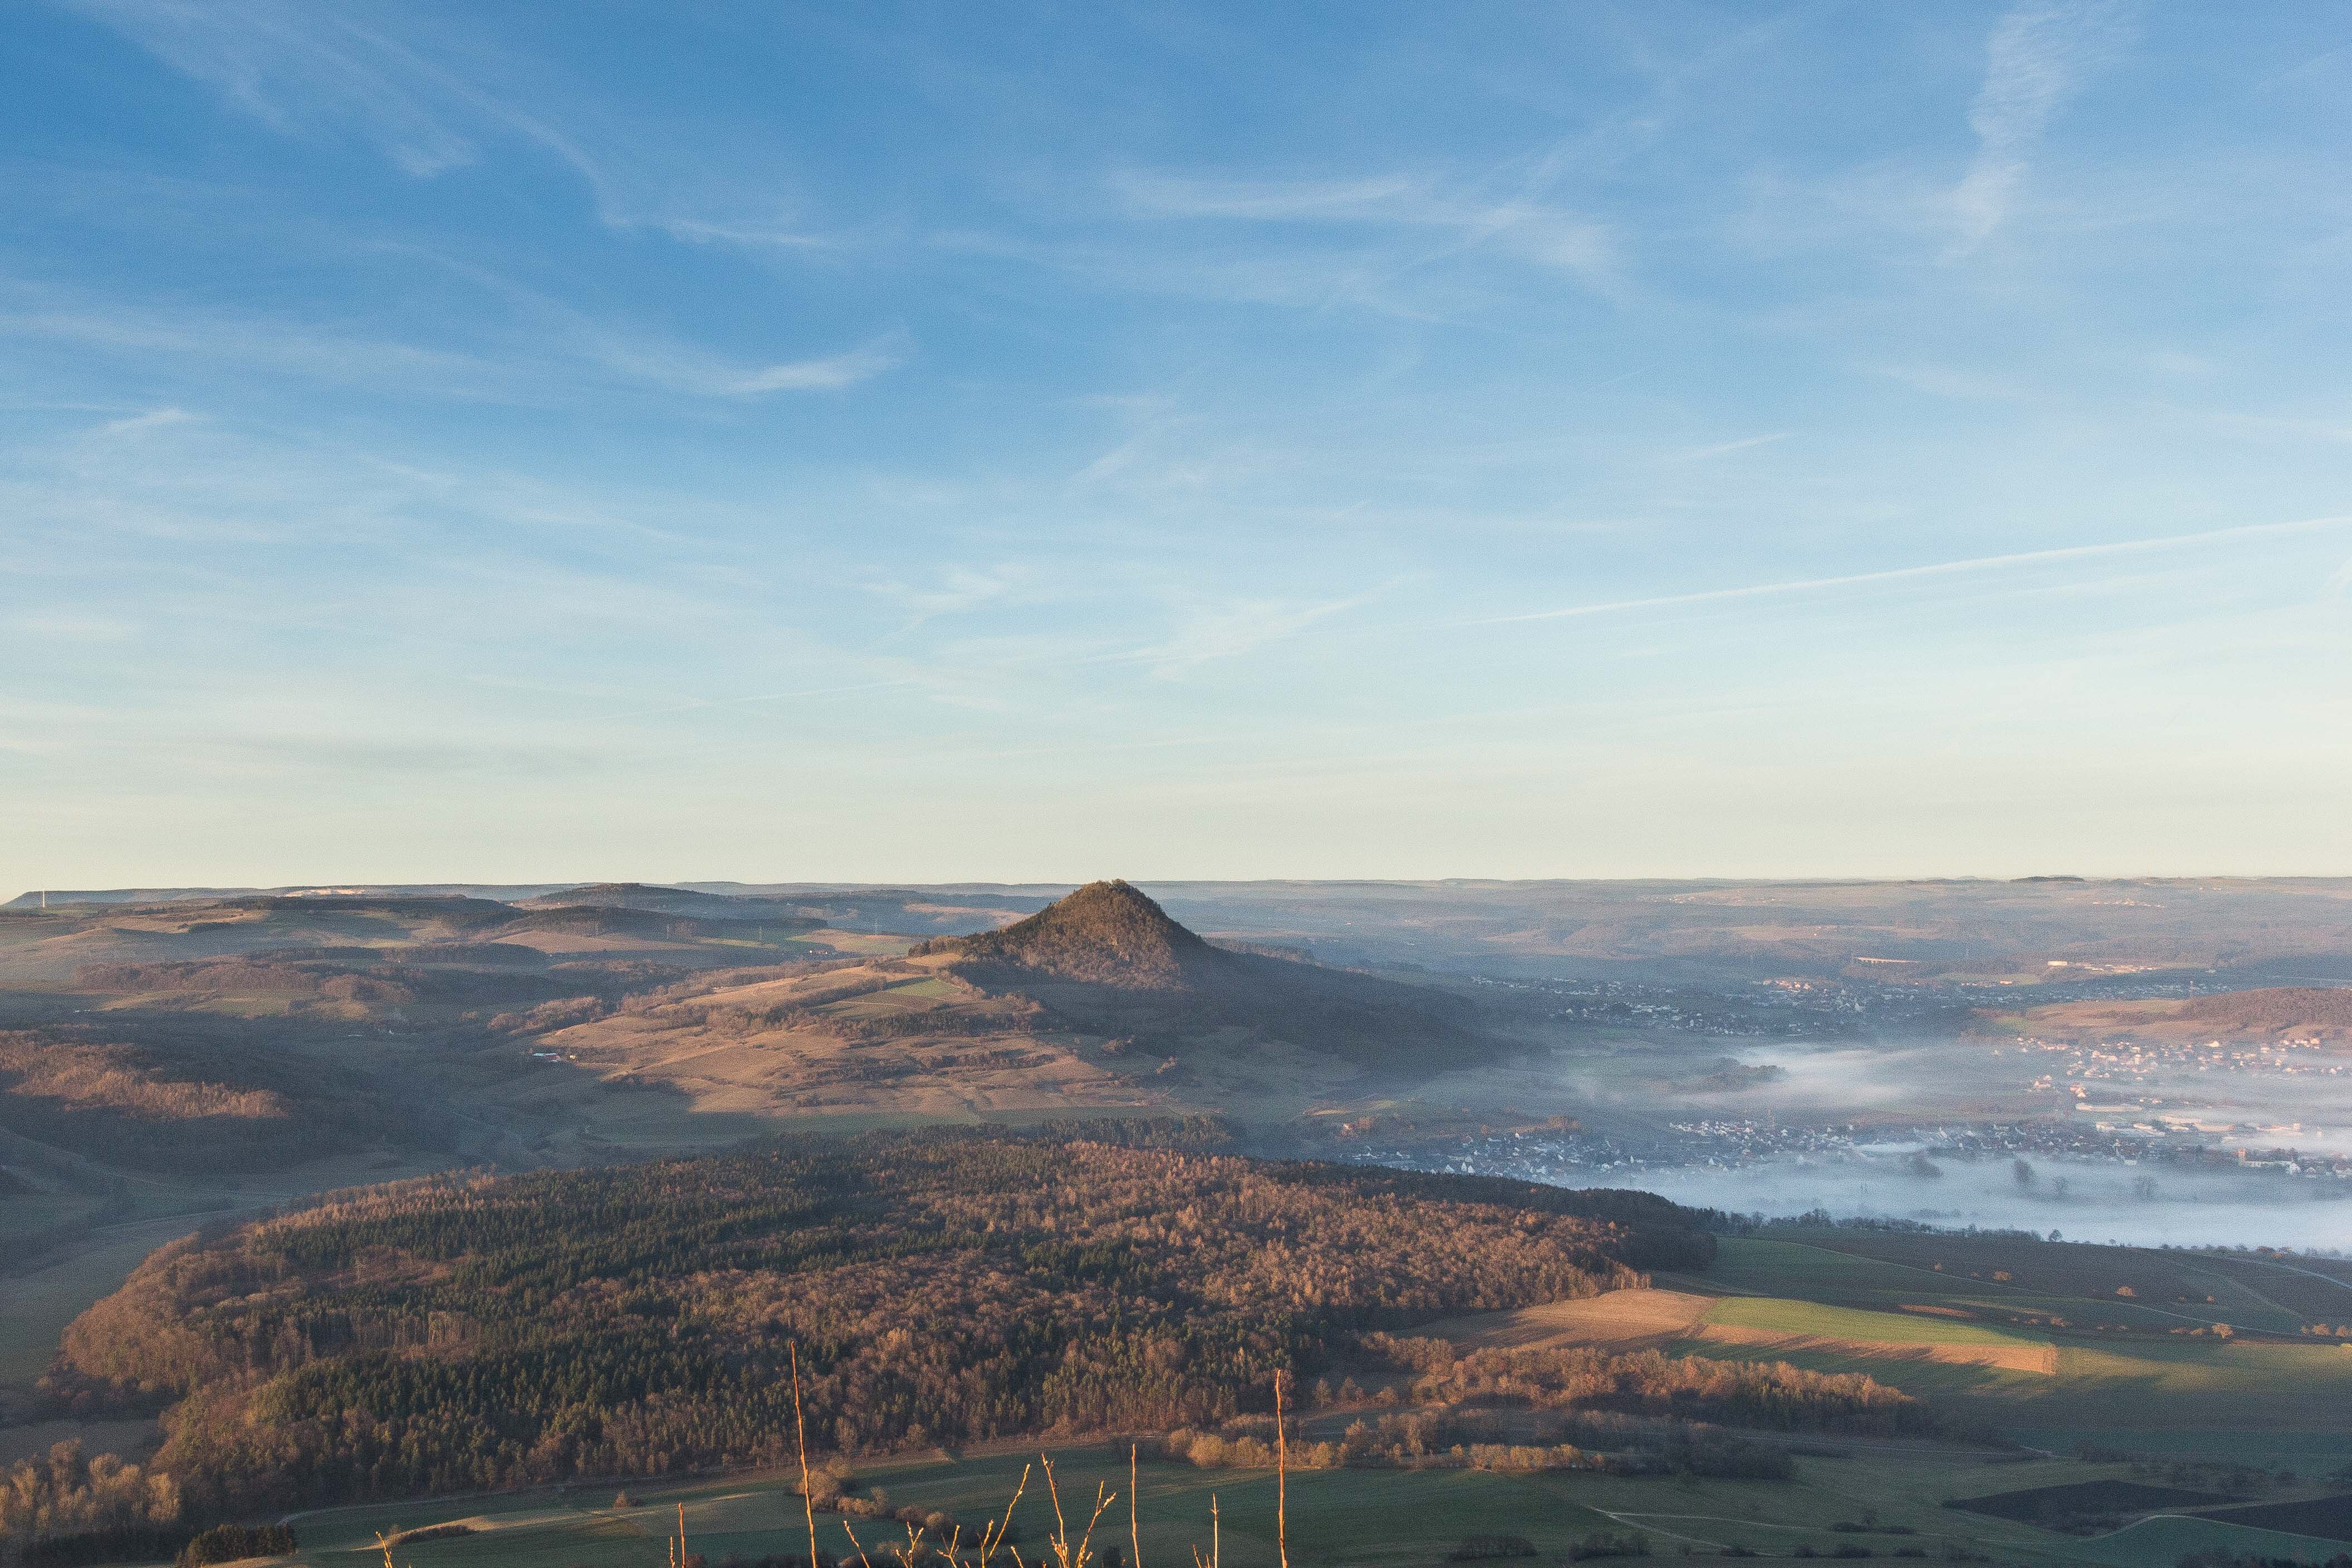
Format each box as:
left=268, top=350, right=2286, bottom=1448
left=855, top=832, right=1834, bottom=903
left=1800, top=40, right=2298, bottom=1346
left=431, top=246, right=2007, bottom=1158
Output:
left=1361, top=1334, right=1923, bottom=1435
left=2177, top=987, right=2352, bottom=1033
left=0, top=1441, right=180, bottom=1559
left=49, top=1136, right=1709, bottom=1518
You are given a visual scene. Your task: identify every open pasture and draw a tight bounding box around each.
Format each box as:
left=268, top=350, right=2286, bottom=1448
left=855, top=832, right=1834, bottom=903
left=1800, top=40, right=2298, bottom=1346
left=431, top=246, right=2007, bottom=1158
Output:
left=1669, top=1306, right=2352, bottom=1455
left=819, top=976, right=965, bottom=1019
left=1427, top=1287, right=1714, bottom=1351
left=1698, top=1295, right=2060, bottom=1373
left=1694, top=1236, right=2300, bottom=1336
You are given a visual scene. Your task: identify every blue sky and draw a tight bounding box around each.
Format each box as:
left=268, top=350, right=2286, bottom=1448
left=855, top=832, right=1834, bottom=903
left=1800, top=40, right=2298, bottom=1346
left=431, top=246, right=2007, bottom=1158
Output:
left=4, top=2, right=2349, bottom=887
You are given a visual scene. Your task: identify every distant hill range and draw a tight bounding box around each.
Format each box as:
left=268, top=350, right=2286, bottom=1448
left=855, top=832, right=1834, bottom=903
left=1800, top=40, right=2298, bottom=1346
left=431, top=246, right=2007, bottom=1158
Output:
left=2177, top=986, right=2352, bottom=1033
left=21, top=877, right=2352, bottom=989
left=1974, top=984, right=2352, bottom=1047
left=916, top=880, right=1496, bottom=1071
left=516, top=882, right=823, bottom=925
left=2, top=881, right=1046, bottom=938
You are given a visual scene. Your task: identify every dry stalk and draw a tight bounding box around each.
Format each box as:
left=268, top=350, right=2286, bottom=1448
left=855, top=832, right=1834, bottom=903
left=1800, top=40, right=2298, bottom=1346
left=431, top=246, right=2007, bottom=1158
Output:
left=1273, top=1371, right=1289, bottom=1568
left=1042, top=1457, right=1068, bottom=1564
left=1128, top=1444, right=1140, bottom=1568
left=979, top=1463, right=1031, bottom=1568
left=1185, top=1496, right=1218, bottom=1568
left=1038, top=1457, right=1118, bottom=1568
left=1075, top=1481, right=1114, bottom=1568
left=792, top=1341, right=821, bottom=1568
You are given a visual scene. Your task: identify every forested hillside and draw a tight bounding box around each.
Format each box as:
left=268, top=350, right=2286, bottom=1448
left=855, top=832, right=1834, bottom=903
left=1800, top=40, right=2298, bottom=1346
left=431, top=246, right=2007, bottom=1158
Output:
left=47, top=1135, right=1716, bottom=1517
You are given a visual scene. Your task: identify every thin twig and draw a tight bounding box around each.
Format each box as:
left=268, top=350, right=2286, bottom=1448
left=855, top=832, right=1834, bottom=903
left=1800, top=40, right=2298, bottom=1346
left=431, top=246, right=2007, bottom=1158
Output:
left=1273, top=1370, right=1289, bottom=1568
left=793, top=1342, right=821, bottom=1568
left=1129, top=1443, right=1141, bottom=1568
left=1075, top=1481, right=1114, bottom=1568
left=1042, top=1457, right=1069, bottom=1568
left=981, top=1463, right=1031, bottom=1568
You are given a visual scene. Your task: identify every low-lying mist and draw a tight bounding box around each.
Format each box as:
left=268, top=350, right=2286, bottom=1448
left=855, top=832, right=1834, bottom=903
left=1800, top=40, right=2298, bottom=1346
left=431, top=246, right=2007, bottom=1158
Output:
left=1492, top=1033, right=2352, bottom=1251
left=1625, top=1148, right=2349, bottom=1250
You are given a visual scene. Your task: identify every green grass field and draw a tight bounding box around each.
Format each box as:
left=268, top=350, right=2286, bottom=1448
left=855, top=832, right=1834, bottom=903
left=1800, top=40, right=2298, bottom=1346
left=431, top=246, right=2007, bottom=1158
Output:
left=1689, top=1237, right=2305, bottom=1337
left=1746, top=1232, right=2333, bottom=1338
left=1693, top=1238, right=1937, bottom=1298
left=1675, top=1298, right=2352, bottom=1464
left=820, top=977, right=963, bottom=1020
left=1704, top=1295, right=2053, bottom=1348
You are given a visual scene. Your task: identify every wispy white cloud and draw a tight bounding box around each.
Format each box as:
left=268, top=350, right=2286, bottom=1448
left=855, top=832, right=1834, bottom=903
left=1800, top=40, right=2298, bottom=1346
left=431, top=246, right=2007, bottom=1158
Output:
left=1862, top=361, right=2041, bottom=403
left=864, top=565, right=1028, bottom=623
left=1110, top=169, right=1623, bottom=298
left=0, top=273, right=898, bottom=403
left=1950, top=1, right=2132, bottom=251
left=1137, top=594, right=1374, bottom=678
left=61, top=0, right=843, bottom=252
left=0, top=294, right=499, bottom=392
left=97, top=406, right=197, bottom=437
left=1672, top=432, right=1790, bottom=463
left=4, top=611, right=139, bottom=643
left=565, top=317, right=903, bottom=398
left=65, top=0, right=487, bottom=176
left=726, top=339, right=904, bottom=394
left=1112, top=173, right=1424, bottom=222
left=1476, top=514, right=2352, bottom=625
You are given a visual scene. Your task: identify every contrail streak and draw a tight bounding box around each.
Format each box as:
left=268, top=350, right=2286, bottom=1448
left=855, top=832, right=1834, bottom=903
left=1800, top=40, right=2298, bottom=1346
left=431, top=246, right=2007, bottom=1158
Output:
left=1473, top=513, right=2352, bottom=625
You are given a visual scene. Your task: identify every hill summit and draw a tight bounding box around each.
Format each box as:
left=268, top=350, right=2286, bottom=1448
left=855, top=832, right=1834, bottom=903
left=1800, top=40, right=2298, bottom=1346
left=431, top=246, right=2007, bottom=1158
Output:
left=925, top=880, right=1213, bottom=989
left=921, top=880, right=1498, bottom=1072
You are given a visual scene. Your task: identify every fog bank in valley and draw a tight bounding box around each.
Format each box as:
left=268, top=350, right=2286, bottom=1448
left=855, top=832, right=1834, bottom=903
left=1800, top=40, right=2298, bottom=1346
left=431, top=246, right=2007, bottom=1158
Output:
left=1628, top=1148, right=2350, bottom=1251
